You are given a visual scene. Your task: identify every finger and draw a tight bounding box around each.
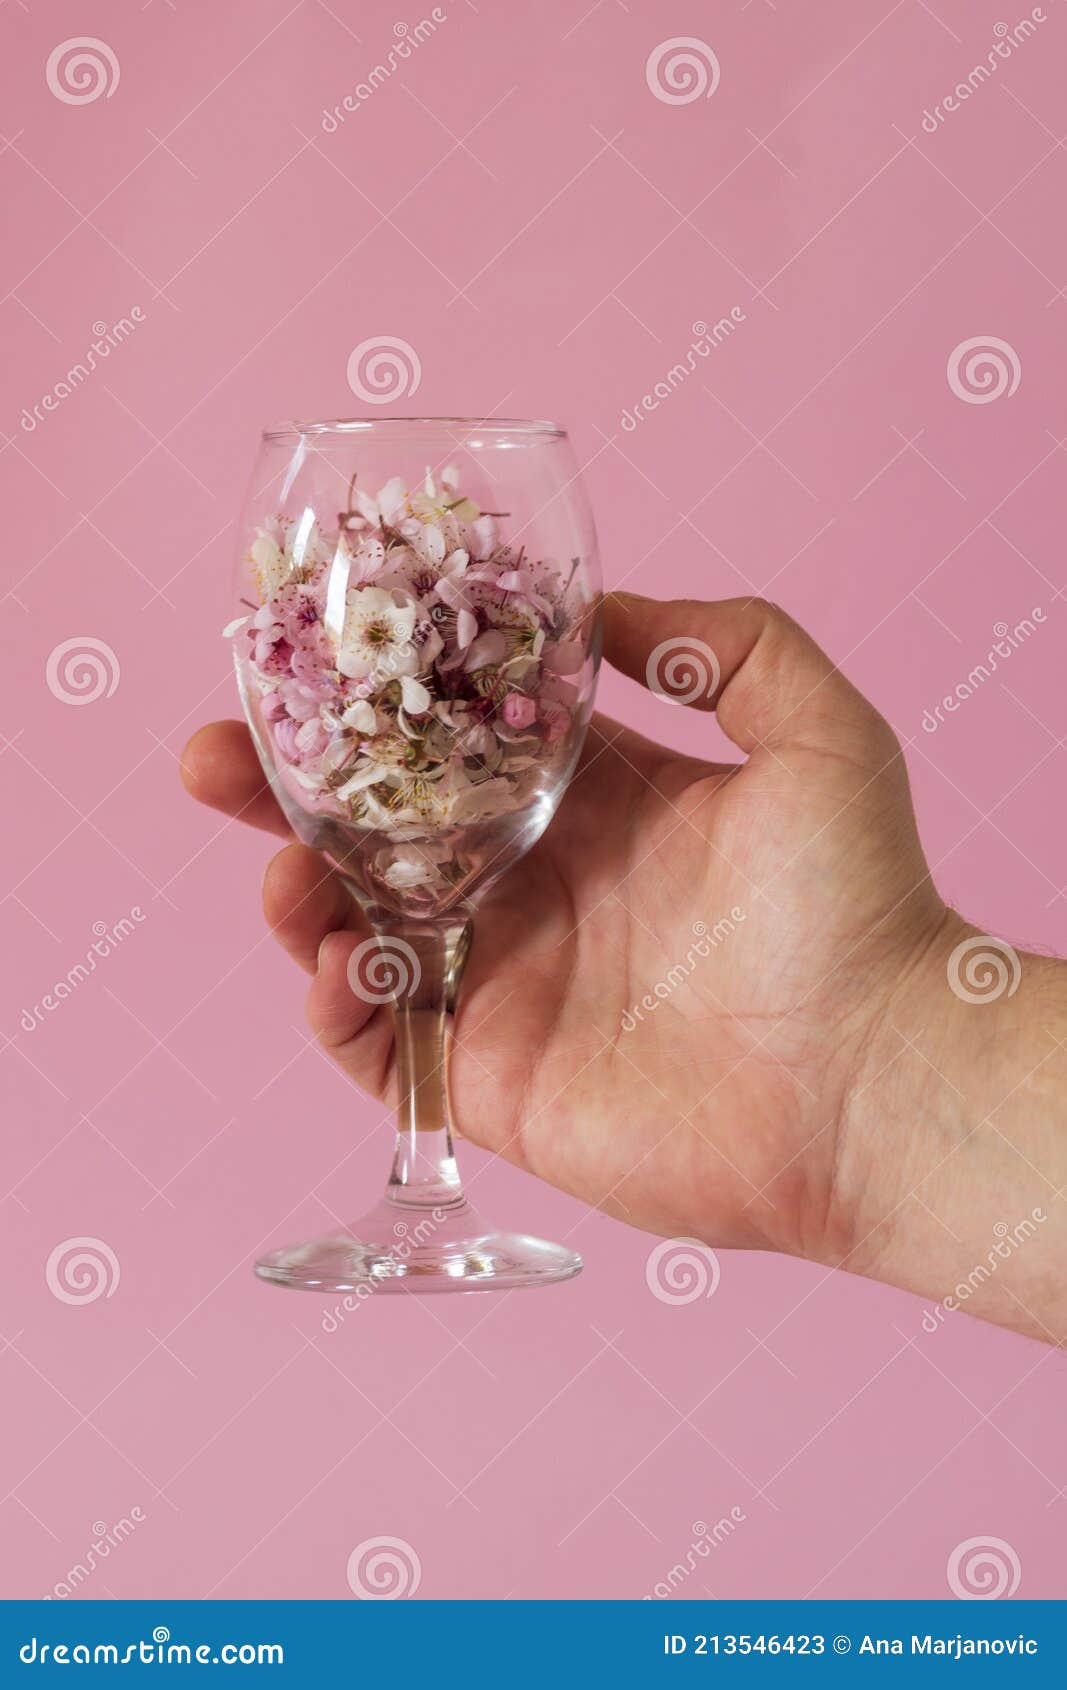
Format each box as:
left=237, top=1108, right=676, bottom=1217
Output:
left=307, top=929, right=396, bottom=1101
left=602, top=592, right=891, bottom=761
left=262, top=851, right=391, bottom=1098
left=261, top=843, right=367, bottom=974
left=180, top=721, right=291, bottom=838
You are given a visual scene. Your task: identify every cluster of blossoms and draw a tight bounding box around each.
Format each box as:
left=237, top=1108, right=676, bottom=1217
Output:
left=227, top=466, right=586, bottom=886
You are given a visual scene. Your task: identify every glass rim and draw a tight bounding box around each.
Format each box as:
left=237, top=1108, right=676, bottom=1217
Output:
left=261, top=415, right=567, bottom=441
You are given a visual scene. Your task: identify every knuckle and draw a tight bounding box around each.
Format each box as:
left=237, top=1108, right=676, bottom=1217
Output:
left=749, top=595, right=784, bottom=621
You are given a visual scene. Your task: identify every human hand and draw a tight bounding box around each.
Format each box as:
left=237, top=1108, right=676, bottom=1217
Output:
left=182, top=594, right=1067, bottom=1341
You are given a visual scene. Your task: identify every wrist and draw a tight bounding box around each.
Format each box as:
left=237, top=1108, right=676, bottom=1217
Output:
left=816, top=903, right=960, bottom=1267
left=828, top=912, right=1067, bottom=1339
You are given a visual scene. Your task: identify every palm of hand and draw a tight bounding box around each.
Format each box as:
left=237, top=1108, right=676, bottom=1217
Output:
left=448, top=707, right=935, bottom=1259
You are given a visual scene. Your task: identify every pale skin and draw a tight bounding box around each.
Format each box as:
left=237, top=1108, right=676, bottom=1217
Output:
left=182, top=594, right=1067, bottom=1345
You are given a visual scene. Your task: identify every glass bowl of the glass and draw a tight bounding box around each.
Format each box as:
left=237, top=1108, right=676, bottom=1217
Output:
left=227, top=418, right=601, bottom=925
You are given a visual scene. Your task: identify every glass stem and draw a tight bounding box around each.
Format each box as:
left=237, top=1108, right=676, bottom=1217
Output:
left=378, top=916, right=473, bottom=1213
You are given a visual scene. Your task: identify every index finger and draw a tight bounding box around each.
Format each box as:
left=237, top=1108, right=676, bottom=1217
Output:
left=180, top=720, right=292, bottom=839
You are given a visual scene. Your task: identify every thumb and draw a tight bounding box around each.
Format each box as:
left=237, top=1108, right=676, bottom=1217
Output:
left=602, top=592, right=890, bottom=760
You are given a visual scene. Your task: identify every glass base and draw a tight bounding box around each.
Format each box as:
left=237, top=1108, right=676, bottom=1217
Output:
left=254, top=1198, right=582, bottom=1294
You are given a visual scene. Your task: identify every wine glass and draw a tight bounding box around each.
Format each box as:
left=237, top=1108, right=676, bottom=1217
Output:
left=227, top=418, right=601, bottom=1293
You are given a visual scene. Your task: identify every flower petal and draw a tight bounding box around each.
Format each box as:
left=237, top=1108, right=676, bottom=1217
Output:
left=336, top=761, right=387, bottom=800
left=465, top=630, right=509, bottom=670
left=400, top=674, right=431, bottom=714
left=341, top=699, right=378, bottom=734
left=418, top=523, right=446, bottom=565
left=469, top=516, right=498, bottom=560
left=377, top=476, right=407, bottom=525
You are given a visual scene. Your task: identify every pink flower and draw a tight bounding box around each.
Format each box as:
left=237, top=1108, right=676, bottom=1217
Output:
left=295, top=718, right=329, bottom=757
left=348, top=536, right=385, bottom=584
left=255, top=632, right=292, bottom=675
left=253, top=624, right=282, bottom=663
left=502, top=692, right=536, bottom=730
left=279, top=679, right=327, bottom=721
left=265, top=581, right=324, bottom=647
left=290, top=645, right=331, bottom=686
left=273, top=719, right=302, bottom=762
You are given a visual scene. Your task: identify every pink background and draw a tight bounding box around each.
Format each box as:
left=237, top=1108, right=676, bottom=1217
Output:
left=2, top=0, right=1065, bottom=1602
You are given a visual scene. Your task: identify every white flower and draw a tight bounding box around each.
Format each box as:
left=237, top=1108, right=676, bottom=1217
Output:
left=250, top=531, right=289, bottom=598
left=379, top=540, right=469, bottom=604
left=381, top=842, right=453, bottom=891
left=341, top=698, right=378, bottom=735
left=423, top=463, right=460, bottom=500
left=338, top=586, right=419, bottom=684
left=335, top=759, right=390, bottom=801
left=416, top=465, right=480, bottom=527
left=452, top=776, right=520, bottom=822
left=352, top=475, right=408, bottom=530
left=401, top=518, right=446, bottom=566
